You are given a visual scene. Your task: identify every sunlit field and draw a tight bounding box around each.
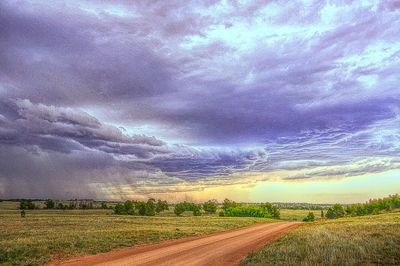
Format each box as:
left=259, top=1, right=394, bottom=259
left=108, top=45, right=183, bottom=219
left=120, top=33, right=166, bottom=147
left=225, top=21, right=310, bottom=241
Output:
left=243, top=211, right=400, bottom=265
left=0, top=208, right=273, bottom=265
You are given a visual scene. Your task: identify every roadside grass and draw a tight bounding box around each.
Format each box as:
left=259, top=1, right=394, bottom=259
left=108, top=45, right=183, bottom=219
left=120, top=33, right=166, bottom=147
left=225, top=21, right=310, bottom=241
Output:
left=242, top=211, right=400, bottom=266
left=0, top=209, right=273, bottom=266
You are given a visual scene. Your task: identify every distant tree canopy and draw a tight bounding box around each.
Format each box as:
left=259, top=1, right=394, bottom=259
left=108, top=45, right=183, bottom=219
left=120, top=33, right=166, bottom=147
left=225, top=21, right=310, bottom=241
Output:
left=325, top=194, right=400, bottom=219
left=57, top=202, right=68, bottom=210
left=156, top=200, right=169, bottom=213
left=222, top=198, right=238, bottom=211
left=220, top=199, right=280, bottom=219
left=44, top=199, right=55, bottom=209
left=114, top=199, right=168, bottom=216
left=345, top=194, right=400, bottom=217
left=174, top=202, right=202, bottom=216
left=19, top=200, right=35, bottom=210
left=260, top=202, right=280, bottom=219
left=203, top=200, right=218, bottom=214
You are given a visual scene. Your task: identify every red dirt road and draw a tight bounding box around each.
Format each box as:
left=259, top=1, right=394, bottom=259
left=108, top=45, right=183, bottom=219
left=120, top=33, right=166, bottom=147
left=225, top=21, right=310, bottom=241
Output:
left=54, top=221, right=300, bottom=266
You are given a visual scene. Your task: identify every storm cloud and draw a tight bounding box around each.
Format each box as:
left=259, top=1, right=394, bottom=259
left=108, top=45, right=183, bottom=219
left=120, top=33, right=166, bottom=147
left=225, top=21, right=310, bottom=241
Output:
left=0, top=0, right=399, bottom=199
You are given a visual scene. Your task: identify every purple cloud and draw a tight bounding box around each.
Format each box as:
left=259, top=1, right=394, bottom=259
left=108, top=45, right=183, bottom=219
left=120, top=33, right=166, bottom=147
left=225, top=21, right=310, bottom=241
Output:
left=0, top=0, right=399, bottom=198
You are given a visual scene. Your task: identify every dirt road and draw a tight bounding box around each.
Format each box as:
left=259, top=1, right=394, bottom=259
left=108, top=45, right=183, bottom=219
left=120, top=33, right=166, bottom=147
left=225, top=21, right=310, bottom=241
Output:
left=56, top=221, right=300, bottom=266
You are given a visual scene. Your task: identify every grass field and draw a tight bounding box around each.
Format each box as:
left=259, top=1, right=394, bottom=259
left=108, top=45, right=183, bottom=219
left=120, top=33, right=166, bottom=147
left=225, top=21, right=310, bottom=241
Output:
left=243, top=211, right=400, bottom=265
left=0, top=209, right=273, bottom=266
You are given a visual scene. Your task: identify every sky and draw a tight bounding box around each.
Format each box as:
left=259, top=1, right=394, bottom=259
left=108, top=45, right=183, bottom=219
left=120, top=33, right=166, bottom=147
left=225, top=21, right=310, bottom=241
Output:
left=0, top=0, right=399, bottom=203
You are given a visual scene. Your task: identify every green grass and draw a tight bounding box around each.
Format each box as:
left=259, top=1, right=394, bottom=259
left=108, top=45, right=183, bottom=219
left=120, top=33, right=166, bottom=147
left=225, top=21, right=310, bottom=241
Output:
left=0, top=209, right=273, bottom=266
left=243, top=211, right=400, bottom=266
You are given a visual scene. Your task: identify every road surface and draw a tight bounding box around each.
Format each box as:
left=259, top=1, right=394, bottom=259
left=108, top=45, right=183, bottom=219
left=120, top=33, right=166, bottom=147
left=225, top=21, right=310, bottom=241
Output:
left=55, top=221, right=300, bottom=266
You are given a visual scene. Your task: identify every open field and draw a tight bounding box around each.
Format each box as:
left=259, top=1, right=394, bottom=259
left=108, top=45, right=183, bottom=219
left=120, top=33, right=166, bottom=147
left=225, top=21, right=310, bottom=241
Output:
left=243, top=211, right=400, bottom=265
left=0, top=209, right=273, bottom=266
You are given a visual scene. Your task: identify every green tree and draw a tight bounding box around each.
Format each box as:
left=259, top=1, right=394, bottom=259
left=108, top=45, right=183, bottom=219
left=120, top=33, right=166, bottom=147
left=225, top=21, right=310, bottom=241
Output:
left=222, top=198, right=238, bottom=211
left=174, top=202, right=202, bottom=216
left=326, top=208, right=335, bottom=219
left=124, top=200, right=135, bottom=215
left=174, top=202, right=187, bottom=216
left=19, top=200, right=35, bottom=210
left=321, top=210, right=324, bottom=218
left=114, top=203, right=126, bottom=215
left=44, top=199, right=55, bottom=209
left=326, top=204, right=345, bottom=219
left=57, top=202, right=67, bottom=210
left=332, top=204, right=345, bottom=218
left=192, top=204, right=202, bottom=216
left=155, top=200, right=169, bottom=213
left=303, top=212, right=315, bottom=222
left=145, top=199, right=156, bottom=216
left=136, top=201, right=146, bottom=216
left=203, top=200, right=217, bottom=214
left=270, top=206, right=280, bottom=219
left=261, top=203, right=280, bottom=218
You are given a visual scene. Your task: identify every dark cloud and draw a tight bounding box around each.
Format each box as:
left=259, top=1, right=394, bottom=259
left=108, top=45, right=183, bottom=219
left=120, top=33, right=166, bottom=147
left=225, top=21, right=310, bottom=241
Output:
left=0, top=99, right=266, bottom=198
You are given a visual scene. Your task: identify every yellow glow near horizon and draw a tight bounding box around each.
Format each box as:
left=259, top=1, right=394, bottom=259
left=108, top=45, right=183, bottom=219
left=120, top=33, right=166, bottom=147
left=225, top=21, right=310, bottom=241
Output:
left=148, top=170, right=400, bottom=204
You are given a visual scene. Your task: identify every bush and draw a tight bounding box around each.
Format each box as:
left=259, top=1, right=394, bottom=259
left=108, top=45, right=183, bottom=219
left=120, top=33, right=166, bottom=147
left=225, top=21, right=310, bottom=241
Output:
left=303, top=212, right=315, bottom=222
left=203, top=200, right=217, bottom=214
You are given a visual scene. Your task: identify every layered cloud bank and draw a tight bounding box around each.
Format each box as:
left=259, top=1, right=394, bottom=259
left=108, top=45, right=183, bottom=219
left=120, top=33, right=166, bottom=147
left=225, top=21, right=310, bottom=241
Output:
left=0, top=0, right=399, bottom=200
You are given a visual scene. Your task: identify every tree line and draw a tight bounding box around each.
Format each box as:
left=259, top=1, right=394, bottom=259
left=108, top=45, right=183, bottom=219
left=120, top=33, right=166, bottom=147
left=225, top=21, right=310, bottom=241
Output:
left=344, top=194, right=400, bottom=217
left=18, top=199, right=112, bottom=210
left=114, top=199, right=169, bottom=216
left=219, top=199, right=280, bottom=218
left=113, top=198, right=280, bottom=218
left=302, top=194, right=400, bottom=221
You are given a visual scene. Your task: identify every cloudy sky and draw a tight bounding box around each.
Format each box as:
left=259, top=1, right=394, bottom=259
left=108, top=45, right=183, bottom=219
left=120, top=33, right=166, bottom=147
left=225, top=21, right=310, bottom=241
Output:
left=0, top=0, right=399, bottom=203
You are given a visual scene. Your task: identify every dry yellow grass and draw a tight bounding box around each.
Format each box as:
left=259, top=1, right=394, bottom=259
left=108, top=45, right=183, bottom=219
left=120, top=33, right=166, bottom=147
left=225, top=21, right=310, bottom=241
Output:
left=0, top=209, right=272, bottom=265
left=243, top=211, right=400, bottom=265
